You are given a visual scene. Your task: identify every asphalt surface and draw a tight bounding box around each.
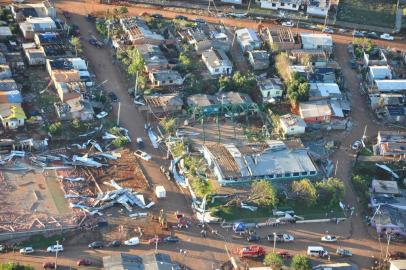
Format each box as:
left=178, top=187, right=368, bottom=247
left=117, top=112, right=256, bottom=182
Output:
left=1, top=0, right=406, bottom=269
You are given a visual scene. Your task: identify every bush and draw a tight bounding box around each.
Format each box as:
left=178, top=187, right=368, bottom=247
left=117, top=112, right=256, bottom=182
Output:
left=112, top=136, right=129, bottom=148
left=263, top=253, right=283, bottom=269
left=188, top=174, right=213, bottom=198
left=96, top=22, right=108, bottom=37
left=0, top=263, right=34, bottom=270
left=316, top=177, right=345, bottom=207
left=291, top=255, right=312, bottom=270
left=160, top=118, right=176, bottom=134
left=48, top=122, right=62, bottom=135
left=71, top=119, right=81, bottom=129
left=291, top=179, right=317, bottom=207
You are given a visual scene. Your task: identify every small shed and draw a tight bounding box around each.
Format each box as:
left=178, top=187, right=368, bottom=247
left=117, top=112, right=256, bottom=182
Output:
left=155, top=185, right=166, bottom=198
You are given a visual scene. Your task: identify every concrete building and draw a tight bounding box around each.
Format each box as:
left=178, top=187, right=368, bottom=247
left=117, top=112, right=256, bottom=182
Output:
left=0, top=27, right=12, bottom=40
left=259, top=0, right=302, bottom=11
left=371, top=180, right=400, bottom=195
left=309, top=83, right=342, bottom=101
left=34, top=32, right=64, bottom=46
left=306, top=0, right=330, bottom=17
left=373, top=80, right=406, bottom=93
left=300, top=33, right=333, bottom=52
left=235, top=28, right=261, bottom=52
left=313, top=263, right=358, bottom=270
left=248, top=50, right=269, bottom=70
left=257, top=77, right=284, bottom=101
left=299, top=100, right=332, bottom=123
left=279, top=114, right=306, bottom=135
left=149, top=70, right=184, bottom=87
left=120, top=17, right=164, bottom=45
left=290, top=49, right=328, bottom=67
left=371, top=205, right=406, bottom=236
left=11, top=1, right=56, bottom=21
left=140, top=93, right=183, bottom=115
left=19, top=17, right=57, bottom=39
left=202, top=48, right=232, bottom=76
left=368, top=66, right=392, bottom=82
left=135, top=44, right=168, bottom=72
left=0, top=104, right=26, bottom=129
left=0, top=79, right=18, bottom=92
left=374, top=131, right=406, bottom=157
left=363, top=49, right=387, bottom=67
left=203, top=140, right=318, bottom=186
left=0, top=64, right=12, bottom=80
left=265, top=28, right=301, bottom=51
left=23, top=43, right=46, bottom=65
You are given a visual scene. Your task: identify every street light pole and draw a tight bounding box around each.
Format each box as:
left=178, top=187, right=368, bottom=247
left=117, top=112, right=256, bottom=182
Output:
left=117, top=101, right=121, bottom=126
left=273, top=232, right=277, bottom=252
left=55, top=240, right=59, bottom=270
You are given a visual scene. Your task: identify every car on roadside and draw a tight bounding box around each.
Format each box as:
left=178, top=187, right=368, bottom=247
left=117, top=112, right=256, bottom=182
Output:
left=322, top=27, right=334, bottom=34
left=108, top=92, right=118, bottom=102
left=336, top=248, right=352, bottom=257
left=96, top=111, right=108, bottom=119
left=321, top=235, right=337, bottom=242
left=148, top=236, right=163, bottom=245
left=351, top=140, right=362, bottom=151
left=163, top=236, right=180, bottom=243
left=349, top=59, right=357, bottom=69
left=86, top=14, right=96, bottom=22
left=151, top=13, right=163, bottom=19
left=194, top=18, right=206, bottom=24
left=106, top=240, right=121, bottom=247
left=134, top=150, right=152, bottom=161
left=88, top=241, right=104, bottom=249
left=19, top=247, right=34, bottom=254
left=175, top=15, right=188, bottom=20
left=88, top=38, right=103, bottom=48
left=282, top=21, right=294, bottom=27
left=380, top=33, right=394, bottom=41
left=47, top=244, right=64, bottom=253
left=338, top=28, right=346, bottom=33
left=77, top=259, right=92, bottom=266
left=352, top=30, right=364, bottom=37
left=124, top=237, right=140, bottom=246
left=43, top=262, right=55, bottom=269
left=0, top=245, right=6, bottom=253
left=247, top=235, right=261, bottom=242
left=277, top=250, right=291, bottom=259
left=367, top=32, right=379, bottom=39
left=136, top=137, right=144, bottom=149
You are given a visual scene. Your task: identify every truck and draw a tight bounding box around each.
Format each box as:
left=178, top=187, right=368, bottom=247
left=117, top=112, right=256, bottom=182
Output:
left=234, top=245, right=266, bottom=258
left=267, top=233, right=294, bottom=243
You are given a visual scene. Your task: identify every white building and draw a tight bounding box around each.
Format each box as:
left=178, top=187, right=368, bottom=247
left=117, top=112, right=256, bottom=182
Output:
left=279, top=114, right=306, bottom=135
left=259, top=0, right=302, bottom=11
left=19, top=17, right=57, bottom=39
left=375, top=80, right=406, bottom=93
left=300, top=33, right=333, bottom=52
left=306, top=0, right=329, bottom=17
left=257, top=77, right=284, bottom=101
left=368, top=66, right=392, bottom=82
left=202, top=49, right=232, bottom=76
left=390, top=260, right=406, bottom=270
left=235, top=28, right=262, bottom=52
left=221, top=0, right=242, bottom=4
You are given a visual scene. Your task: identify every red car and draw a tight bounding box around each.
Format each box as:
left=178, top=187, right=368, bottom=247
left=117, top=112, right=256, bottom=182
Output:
left=277, top=250, right=291, bottom=259
left=43, top=262, right=55, bottom=269
left=77, top=259, right=92, bottom=266
left=148, top=236, right=163, bottom=245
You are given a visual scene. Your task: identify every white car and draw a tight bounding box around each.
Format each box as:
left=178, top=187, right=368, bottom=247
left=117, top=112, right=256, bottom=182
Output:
left=19, top=247, right=34, bottom=254
left=351, top=140, right=362, bottom=151
left=124, top=237, right=140, bottom=246
left=282, top=21, right=294, bottom=27
left=134, top=150, right=151, bottom=161
left=380, top=33, right=394, bottom=41
left=96, top=111, right=108, bottom=119
left=322, top=27, right=334, bottom=34
left=282, top=234, right=295, bottom=242
left=321, top=235, right=337, bottom=242
left=47, top=244, right=64, bottom=252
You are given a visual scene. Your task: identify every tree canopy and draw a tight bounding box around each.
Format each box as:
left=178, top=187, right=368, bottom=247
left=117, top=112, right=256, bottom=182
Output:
left=248, top=180, right=278, bottom=207
left=316, top=177, right=345, bottom=207
left=291, top=255, right=312, bottom=270
left=0, top=263, right=34, bottom=270
left=70, top=37, right=82, bottom=56
left=219, top=72, right=257, bottom=94
left=291, top=179, right=317, bottom=206
left=263, top=253, right=284, bottom=269
left=287, top=72, right=309, bottom=103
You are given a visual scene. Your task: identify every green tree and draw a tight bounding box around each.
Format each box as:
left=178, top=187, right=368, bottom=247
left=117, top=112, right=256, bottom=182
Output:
left=118, top=6, right=128, bottom=14
left=291, top=255, right=312, bottom=270
left=291, top=179, right=317, bottom=206
left=160, top=117, right=176, bottom=134
left=70, top=37, right=82, bottom=56
left=0, top=263, right=34, bottom=270
left=287, top=72, right=309, bottom=103
left=316, top=177, right=345, bottom=207
left=127, top=49, right=145, bottom=75
left=263, top=253, right=283, bottom=269
left=248, top=180, right=278, bottom=207
left=112, top=136, right=129, bottom=148
left=48, top=122, right=62, bottom=135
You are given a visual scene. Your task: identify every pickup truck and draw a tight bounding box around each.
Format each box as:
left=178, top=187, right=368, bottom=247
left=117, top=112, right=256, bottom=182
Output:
left=267, top=233, right=294, bottom=243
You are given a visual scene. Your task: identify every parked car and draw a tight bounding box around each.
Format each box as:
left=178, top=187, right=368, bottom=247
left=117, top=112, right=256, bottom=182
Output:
left=352, top=30, right=364, bottom=37
left=175, top=15, right=188, bottom=20
left=194, top=18, right=206, bottom=24
left=163, top=236, right=180, bottom=243
left=88, top=38, right=103, bottom=48
left=282, top=21, right=294, bottom=27
left=107, top=240, right=121, bottom=247
left=108, top=92, right=118, bottom=102
left=367, top=32, right=379, bottom=39
left=136, top=137, right=144, bottom=149
left=77, top=259, right=92, bottom=266
left=380, top=33, right=394, bottom=41
left=267, top=233, right=294, bottom=242
left=338, top=28, right=347, bottom=33
left=148, top=236, right=163, bottom=245
left=277, top=250, right=291, bottom=259
left=86, top=14, right=96, bottom=22
left=351, top=140, right=362, bottom=151
left=47, top=244, right=64, bottom=253
left=124, top=237, right=140, bottom=246
left=96, top=111, right=108, bottom=119
left=88, top=241, right=104, bottom=249
left=321, top=235, right=337, bottom=242
left=247, top=235, right=261, bottom=242
left=0, top=245, right=6, bottom=253
left=349, top=59, right=357, bottom=69
left=336, top=248, right=352, bottom=257
left=43, top=262, right=55, bottom=269
left=134, top=150, right=152, bottom=161
left=19, top=247, right=34, bottom=254
left=151, top=13, right=163, bottom=19
left=322, top=27, right=334, bottom=34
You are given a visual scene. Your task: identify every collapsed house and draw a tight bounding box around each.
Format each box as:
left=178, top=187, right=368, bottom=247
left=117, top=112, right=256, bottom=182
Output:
left=374, top=131, right=406, bottom=158
left=202, top=140, right=318, bottom=186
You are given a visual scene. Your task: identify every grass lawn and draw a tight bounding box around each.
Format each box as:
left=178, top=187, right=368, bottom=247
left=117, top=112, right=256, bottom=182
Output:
left=44, top=171, right=71, bottom=215
left=208, top=199, right=344, bottom=222
left=337, top=0, right=397, bottom=28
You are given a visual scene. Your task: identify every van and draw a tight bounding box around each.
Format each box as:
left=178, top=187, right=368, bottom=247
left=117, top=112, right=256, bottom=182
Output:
left=47, top=244, right=64, bottom=253
left=307, top=246, right=328, bottom=257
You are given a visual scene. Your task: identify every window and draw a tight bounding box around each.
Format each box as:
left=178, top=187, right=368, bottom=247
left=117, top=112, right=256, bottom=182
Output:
left=267, top=91, right=270, bottom=98
left=214, top=68, right=219, bottom=72
left=293, top=172, right=300, bottom=177
left=276, top=173, right=283, bottom=178
left=162, top=80, right=166, bottom=84
left=272, top=3, right=276, bottom=7
left=281, top=3, right=285, bottom=6
left=292, top=4, right=296, bottom=8
left=284, top=172, right=291, bottom=177
left=310, top=171, right=317, bottom=175
left=301, top=172, right=308, bottom=176
left=276, top=90, right=281, bottom=95
left=269, top=174, right=275, bottom=179
left=169, top=80, right=173, bottom=83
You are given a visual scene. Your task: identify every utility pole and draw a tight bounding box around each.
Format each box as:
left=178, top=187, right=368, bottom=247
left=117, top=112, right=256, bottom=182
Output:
left=117, top=102, right=121, bottom=126
left=273, top=232, right=277, bottom=252
left=55, top=240, right=59, bottom=269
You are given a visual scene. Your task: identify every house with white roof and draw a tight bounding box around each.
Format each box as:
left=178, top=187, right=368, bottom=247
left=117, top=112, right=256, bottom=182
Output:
left=19, top=17, right=57, bottom=39
left=258, top=0, right=302, bottom=11
left=306, top=0, right=330, bottom=17
left=202, top=48, right=232, bottom=76
left=257, top=77, right=284, bottom=101
left=309, top=83, right=342, bottom=100
left=279, top=114, right=306, bottom=135
left=300, top=33, right=333, bottom=53
left=235, top=28, right=261, bottom=52
left=374, top=80, right=406, bottom=93
left=368, top=66, right=392, bottom=83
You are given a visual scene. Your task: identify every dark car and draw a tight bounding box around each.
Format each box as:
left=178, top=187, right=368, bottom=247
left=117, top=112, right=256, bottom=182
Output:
left=88, top=38, right=102, bottom=48
left=367, top=32, right=379, bottom=39
left=63, top=11, right=71, bottom=19
left=151, top=13, right=163, bottom=19
left=163, top=236, right=180, bottom=243
left=277, top=250, right=291, bottom=259
left=175, top=15, right=188, bottom=20
left=77, top=259, right=92, bottom=266
left=194, top=18, right=206, bottom=24
left=43, top=262, right=55, bottom=269
left=352, top=30, right=364, bottom=37
left=86, top=14, right=96, bottom=22
left=88, top=241, right=104, bottom=249
left=107, top=240, right=121, bottom=247
left=108, top=92, right=118, bottom=102
left=247, top=235, right=261, bottom=242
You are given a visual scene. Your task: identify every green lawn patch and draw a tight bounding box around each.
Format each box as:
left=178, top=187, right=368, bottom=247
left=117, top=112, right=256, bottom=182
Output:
left=44, top=171, right=71, bottom=215
left=337, top=0, right=397, bottom=28
left=18, top=234, right=64, bottom=249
